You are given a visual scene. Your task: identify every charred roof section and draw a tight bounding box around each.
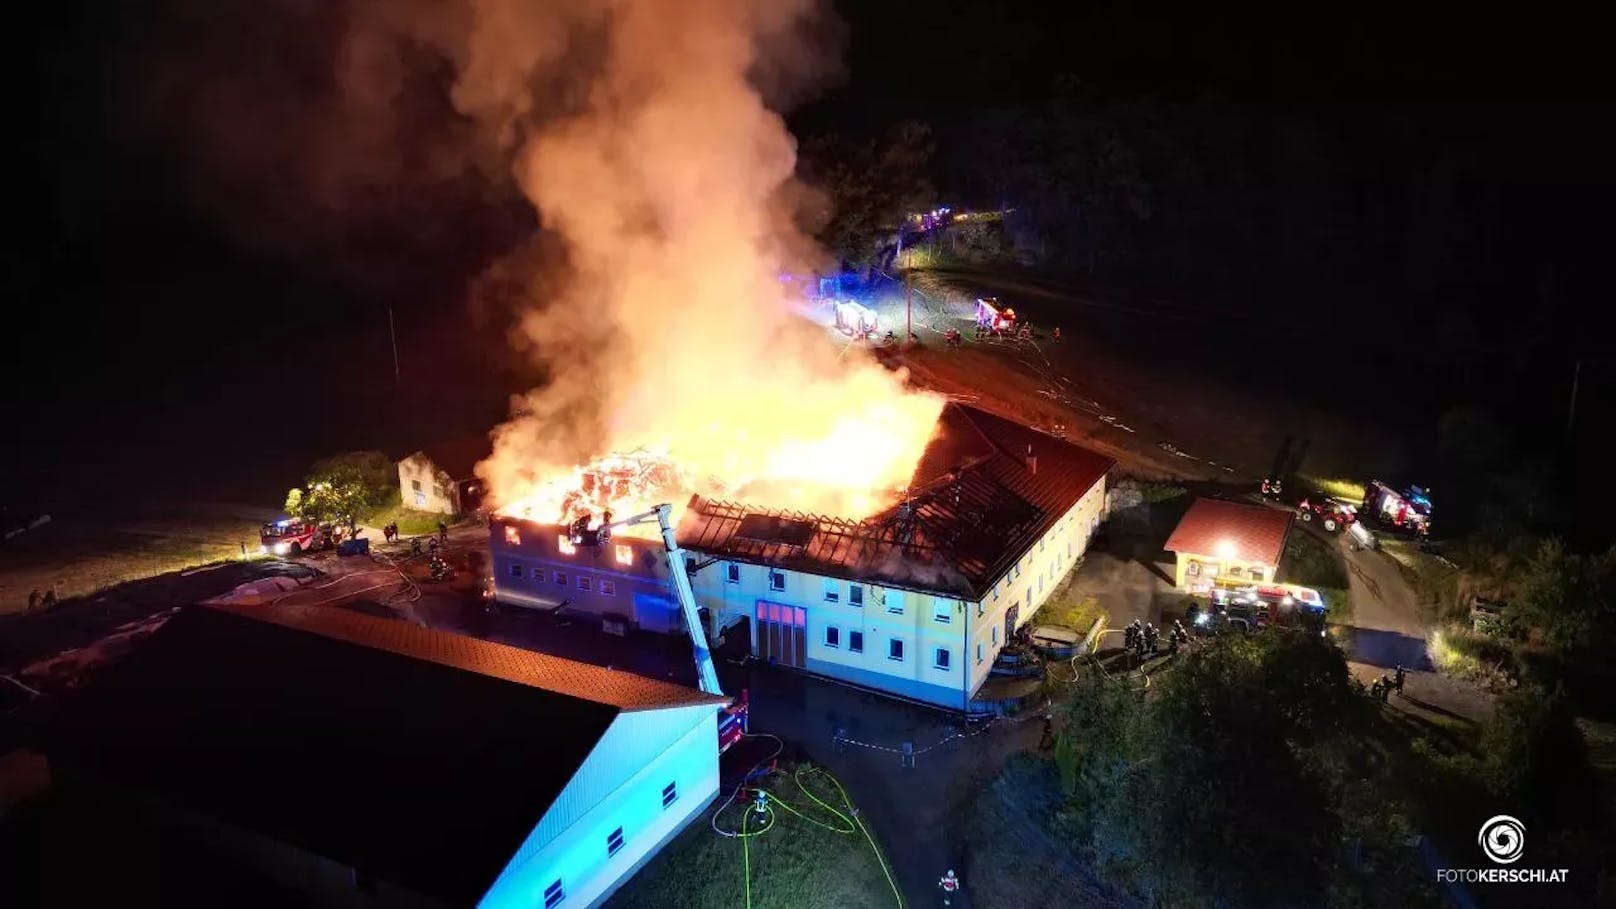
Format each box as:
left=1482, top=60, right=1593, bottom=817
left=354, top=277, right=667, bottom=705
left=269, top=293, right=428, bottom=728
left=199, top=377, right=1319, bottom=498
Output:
left=677, top=404, right=1113, bottom=599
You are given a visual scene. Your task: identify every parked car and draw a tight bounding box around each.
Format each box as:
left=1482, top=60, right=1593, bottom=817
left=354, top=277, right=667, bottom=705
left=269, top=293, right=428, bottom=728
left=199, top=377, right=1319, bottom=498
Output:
left=1297, top=496, right=1356, bottom=532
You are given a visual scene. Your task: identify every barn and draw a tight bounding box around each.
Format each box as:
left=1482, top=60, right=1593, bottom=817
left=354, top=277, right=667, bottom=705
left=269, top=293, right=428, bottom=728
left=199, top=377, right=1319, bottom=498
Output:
left=40, top=602, right=729, bottom=908
left=490, top=404, right=1115, bottom=710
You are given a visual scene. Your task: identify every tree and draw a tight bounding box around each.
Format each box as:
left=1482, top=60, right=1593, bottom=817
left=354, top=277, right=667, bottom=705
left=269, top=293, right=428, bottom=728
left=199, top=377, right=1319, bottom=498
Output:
left=798, top=120, right=935, bottom=267
left=1056, top=630, right=1421, bottom=907
left=284, top=451, right=396, bottom=533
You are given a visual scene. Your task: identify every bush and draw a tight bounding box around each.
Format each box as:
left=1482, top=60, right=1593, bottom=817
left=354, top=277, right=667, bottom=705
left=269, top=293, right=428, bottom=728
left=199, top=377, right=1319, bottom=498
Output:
left=1426, top=624, right=1515, bottom=687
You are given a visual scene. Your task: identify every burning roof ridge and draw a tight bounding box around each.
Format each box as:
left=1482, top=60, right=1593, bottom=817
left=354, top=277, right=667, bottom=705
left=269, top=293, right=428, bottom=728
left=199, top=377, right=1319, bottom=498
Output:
left=694, top=494, right=873, bottom=531
left=952, top=404, right=1050, bottom=462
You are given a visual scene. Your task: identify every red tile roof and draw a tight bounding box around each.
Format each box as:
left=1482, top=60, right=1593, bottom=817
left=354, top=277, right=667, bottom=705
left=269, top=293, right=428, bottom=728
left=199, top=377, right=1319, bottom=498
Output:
left=1164, top=498, right=1293, bottom=566
left=676, top=404, right=1114, bottom=599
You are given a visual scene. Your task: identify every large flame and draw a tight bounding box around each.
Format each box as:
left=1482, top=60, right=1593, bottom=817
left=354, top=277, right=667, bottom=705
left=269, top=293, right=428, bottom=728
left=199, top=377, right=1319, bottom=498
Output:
left=468, top=0, right=945, bottom=531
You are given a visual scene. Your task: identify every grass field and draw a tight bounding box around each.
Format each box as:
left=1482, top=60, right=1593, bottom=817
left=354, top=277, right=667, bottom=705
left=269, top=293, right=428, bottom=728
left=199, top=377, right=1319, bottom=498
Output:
left=0, top=511, right=267, bottom=615
left=607, top=765, right=901, bottom=909
left=365, top=504, right=451, bottom=536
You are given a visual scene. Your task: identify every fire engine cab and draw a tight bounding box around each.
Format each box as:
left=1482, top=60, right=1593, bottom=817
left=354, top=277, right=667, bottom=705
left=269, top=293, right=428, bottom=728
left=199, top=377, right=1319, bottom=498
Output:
left=260, top=519, right=334, bottom=556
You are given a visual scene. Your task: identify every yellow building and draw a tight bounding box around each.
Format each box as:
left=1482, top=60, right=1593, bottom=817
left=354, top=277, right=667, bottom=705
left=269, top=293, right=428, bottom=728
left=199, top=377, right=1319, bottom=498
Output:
left=1163, top=498, right=1293, bottom=593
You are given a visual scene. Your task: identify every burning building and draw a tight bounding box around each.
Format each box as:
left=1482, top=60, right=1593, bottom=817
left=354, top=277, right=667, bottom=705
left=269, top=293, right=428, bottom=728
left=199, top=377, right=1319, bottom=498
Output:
left=490, top=404, right=1114, bottom=710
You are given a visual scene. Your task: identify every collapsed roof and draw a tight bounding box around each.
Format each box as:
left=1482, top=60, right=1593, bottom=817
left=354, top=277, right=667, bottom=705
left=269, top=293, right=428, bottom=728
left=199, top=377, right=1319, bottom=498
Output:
left=676, top=404, right=1114, bottom=600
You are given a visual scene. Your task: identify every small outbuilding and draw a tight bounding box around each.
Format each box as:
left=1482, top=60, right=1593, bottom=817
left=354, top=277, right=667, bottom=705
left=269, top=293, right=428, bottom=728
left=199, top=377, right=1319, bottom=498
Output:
left=1163, top=497, right=1294, bottom=593
left=398, top=435, right=490, bottom=516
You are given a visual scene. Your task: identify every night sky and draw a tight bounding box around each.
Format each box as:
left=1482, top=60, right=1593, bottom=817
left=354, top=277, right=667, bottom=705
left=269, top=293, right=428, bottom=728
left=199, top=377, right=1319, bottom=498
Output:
left=12, top=1, right=1614, bottom=525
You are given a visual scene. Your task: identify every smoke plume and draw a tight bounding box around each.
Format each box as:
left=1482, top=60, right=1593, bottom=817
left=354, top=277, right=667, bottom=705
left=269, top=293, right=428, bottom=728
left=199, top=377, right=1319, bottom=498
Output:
left=125, top=0, right=941, bottom=519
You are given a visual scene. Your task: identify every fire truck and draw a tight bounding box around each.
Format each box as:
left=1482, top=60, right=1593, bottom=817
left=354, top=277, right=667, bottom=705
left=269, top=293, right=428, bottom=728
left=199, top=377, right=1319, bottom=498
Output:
left=259, top=519, right=335, bottom=556
left=833, top=299, right=880, bottom=337
left=974, top=297, right=1017, bottom=335
left=1190, top=581, right=1329, bottom=637
left=1362, top=481, right=1432, bottom=535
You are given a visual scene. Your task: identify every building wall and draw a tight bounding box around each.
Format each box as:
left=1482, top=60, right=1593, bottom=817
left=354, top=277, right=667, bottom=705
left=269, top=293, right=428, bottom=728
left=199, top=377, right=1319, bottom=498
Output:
left=965, top=477, right=1106, bottom=697
left=490, top=523, right=684, bottom=633
left=686, top=474, right=1108, bottom=709
left=397, top=454, right=460, bottom=515
left=1172, top=552, right=1276, bottom=591
left=480, top=710, right=721, bottom=909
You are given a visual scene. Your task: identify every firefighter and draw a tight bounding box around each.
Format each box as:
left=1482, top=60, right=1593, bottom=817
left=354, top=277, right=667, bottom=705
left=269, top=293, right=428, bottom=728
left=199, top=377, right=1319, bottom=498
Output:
left=410, top=537, right=423, bottom=556
left=1124, top=621, right=1137, bottom=652
left=437, top=520, right=449, bottom=546
left=939, top=869, right=960, bottom=906
left=27, top=589, right=40, bottom=611
left=1394, top=665, right=1407, bottom=692
left=1144, top=622, right=1159, bottom=655
left=1052, top=326, right=1061, bottom=342
left=1039, top=713, right=1055, bottom=751
left=1369, top=677, right=1384, bottom=701
left=1167, top=628, right=1180, bottom=658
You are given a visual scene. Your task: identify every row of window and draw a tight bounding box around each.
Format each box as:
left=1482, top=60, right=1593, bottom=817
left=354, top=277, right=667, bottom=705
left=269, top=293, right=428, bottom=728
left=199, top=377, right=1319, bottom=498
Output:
left=541, top=781, right=679, bottom=908
left=507, top=562, right=617, bottom=596
left=821, top=624, right=950, bottom=670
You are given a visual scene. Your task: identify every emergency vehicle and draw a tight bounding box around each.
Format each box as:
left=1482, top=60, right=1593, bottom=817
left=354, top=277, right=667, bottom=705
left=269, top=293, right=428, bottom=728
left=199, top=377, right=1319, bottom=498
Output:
left=1190, top=582, right=1328, bottom=636
left=260, top=519, right=335, bottom=556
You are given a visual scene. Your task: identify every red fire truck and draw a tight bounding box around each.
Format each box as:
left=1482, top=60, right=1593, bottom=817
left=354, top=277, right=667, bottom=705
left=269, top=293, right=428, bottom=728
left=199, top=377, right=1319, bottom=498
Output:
left=260, top=519, right=335, bottom=556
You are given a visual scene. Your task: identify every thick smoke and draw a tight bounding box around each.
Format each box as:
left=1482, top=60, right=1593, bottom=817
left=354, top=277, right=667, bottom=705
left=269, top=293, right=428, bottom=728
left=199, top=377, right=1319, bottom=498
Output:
left=124, top=0, right=940, bottom=517
left=469, top=0, right=942, bottom=518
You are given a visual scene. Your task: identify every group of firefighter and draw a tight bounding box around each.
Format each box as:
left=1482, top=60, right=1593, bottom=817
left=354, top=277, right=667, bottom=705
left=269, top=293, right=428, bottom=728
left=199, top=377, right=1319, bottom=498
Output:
left=1370, top=665, right=1408, bottom=702
left=1124, top=617, right=1190, bottom=660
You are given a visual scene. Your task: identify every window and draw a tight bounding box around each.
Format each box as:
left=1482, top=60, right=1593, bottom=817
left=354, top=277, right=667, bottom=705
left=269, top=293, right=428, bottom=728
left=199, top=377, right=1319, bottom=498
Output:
left=414, top=490, right=426, bottom=508
left=934, top=647, right=951, bottom=670
left=558, top=534, right=576, bottom=556
left=849, top=585, right=864, bottom=607
left=991, top=582, right=1000, bottom=602
left=726, top=563, right=740, bottom=584
left=933, top=598, right=952, bottom=624
left=825, top=626, right=840, bottom=648
left=607, top=827, right=625, bottom=857
left=1041, top=538, right=1046, bottom=551
left=504, top=525, right=522, bottom=546
left=411, top=479, right=422, bottom=493
left=600, top=579, right=616, bottom=596
left=531, top=568, right=545, bottom=583
left=685, top=557, right=696, bottom=575
left=992, top=625, right=999, bottom=645
left=976, top=642, right=983, bottom=664
left=578, top=575, right=592, bottom=591
left=976, top=601, right=985, bottom=618
left=823, top=579, right=840, bottom=603
left=888, top=638, right=904, bottom=662
left=615, top=544, right=633, bottom=566
left=849, top=631, right=864, bottom=653
left=544, top=879, right=565, bottom=909
left=885, top=590, right=903, bottom=615
left=554, top=571, right=568, bottom=586
left=662, top=781, right=679, bottom=808
left=509, top=562, right=523, bottom=579
left=769, top=570, right=785, bottom=592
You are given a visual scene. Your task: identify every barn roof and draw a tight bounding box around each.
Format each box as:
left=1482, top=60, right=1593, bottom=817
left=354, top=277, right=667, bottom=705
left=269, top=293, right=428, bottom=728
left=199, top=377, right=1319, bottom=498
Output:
left=41, top=603, right=723, bottom=903
left=1164, top=497, right=1294, bottom=566
left=676, top=404, right=1114, bottom=599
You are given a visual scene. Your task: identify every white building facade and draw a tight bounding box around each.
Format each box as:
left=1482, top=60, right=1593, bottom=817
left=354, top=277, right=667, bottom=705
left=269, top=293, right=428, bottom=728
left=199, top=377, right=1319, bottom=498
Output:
left=685, top=477, right=1106, bottom=709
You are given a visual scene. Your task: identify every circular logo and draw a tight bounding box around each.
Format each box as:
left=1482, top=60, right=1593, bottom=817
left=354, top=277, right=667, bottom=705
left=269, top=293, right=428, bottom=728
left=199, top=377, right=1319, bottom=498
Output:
left=1478, top=815, right=1525, bottom=864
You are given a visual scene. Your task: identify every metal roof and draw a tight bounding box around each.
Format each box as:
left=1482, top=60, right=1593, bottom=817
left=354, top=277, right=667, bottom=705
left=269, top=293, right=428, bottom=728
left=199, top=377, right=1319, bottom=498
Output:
left=41, top=604, right=723, bottom=903
left=204, top=600, right=727, bottom=712
left=676, top=404, right=1114, bottom=600
left=1163, top=497, right=1295, bottom=566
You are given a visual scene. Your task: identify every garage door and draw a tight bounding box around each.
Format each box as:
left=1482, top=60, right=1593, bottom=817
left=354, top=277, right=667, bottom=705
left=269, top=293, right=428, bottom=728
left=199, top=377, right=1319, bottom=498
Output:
left=754, top=601, right=806, bottom=669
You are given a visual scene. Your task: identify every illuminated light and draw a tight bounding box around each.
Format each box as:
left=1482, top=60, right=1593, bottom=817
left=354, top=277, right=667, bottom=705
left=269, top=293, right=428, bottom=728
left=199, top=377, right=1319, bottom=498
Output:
left=273, top=542, right=290, bottom=555
left=558, top=535, right=576, bottom=556
left=1215, top=539, right=1237, bottom=559
left=615, top=544, right=633, bottom=566
left=504, top=526, right=522, bottom=546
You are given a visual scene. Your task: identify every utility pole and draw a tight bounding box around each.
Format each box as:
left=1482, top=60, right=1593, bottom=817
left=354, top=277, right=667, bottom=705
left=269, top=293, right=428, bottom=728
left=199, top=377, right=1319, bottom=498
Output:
left=905, top=268, right=913, bottom=345
left=388, top=306, right=401, bottom=386
left=1565, top=357, right=1581, bottom=443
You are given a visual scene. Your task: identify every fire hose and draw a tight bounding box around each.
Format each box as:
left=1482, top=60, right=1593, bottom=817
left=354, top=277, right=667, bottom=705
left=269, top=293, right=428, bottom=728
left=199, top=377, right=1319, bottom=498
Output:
left=712, top=760, right=902, bottom=909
